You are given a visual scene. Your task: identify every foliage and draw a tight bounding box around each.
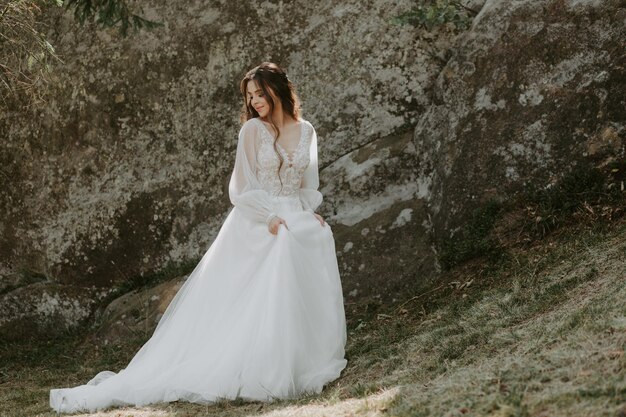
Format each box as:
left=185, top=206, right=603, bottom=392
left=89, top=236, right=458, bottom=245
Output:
left=0, top=0, right=61, bottom=108
left=0, top=0, right=161, bottom=110
left=63, top=0, right=163, bottom=36
left=391, top=0, right=476, bottom=31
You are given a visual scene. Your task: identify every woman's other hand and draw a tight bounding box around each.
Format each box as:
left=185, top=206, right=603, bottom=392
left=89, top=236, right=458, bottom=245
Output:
left=268, top=216, right=288, bottom=235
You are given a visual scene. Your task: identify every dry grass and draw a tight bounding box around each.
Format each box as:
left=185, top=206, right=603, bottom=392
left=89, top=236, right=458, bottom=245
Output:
left=1, top=220, right=625, bottom=417
left=0, top=0, right=62, bottom=110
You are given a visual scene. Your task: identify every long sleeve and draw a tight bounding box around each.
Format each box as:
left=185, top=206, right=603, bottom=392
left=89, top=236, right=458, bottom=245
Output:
left=228, top=120, right=279, bottom=225
left=299, top=124, right=323, bottom=213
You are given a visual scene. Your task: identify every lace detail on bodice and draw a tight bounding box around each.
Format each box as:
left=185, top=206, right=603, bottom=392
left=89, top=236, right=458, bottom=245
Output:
left=254, top=118, right=311, bottom=197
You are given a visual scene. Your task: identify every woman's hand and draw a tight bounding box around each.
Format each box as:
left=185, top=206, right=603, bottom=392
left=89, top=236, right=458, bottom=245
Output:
left=268, top=216, right=288, bottom=235
left=312, top=212, right=326, bottom=227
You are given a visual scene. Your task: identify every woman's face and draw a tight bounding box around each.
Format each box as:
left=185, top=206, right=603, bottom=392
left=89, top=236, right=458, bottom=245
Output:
left=246, top=80, right=271, bottom=118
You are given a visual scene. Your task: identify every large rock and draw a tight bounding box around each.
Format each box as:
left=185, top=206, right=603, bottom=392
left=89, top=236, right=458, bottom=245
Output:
left=92, top=275, right=188, bottom=344
left=0, top=282, right=104, bottom=341
left=414, top=0, right=625, bottom=243
left=0, top=0, right=455, bottom=289
left=319, top=127, right=438, bottom=305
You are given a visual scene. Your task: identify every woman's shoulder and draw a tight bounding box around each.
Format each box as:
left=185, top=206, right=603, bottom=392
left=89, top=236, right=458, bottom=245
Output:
left=239, top=117, right=262, bottom=136
left=299, top=118, right=315, bottom=132
left=237, top=118, right=263, bottom=144
left=241, top=117, right=261, bottom=129
left=302, top=119, right=318, bottom=139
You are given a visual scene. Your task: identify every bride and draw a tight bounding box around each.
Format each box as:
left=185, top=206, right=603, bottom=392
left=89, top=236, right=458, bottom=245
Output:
left=49, top=62, right=348, bottom=413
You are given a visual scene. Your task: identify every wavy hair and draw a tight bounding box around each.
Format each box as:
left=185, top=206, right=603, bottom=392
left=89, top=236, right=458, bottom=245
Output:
left=239, top=62, right=301, bottom=188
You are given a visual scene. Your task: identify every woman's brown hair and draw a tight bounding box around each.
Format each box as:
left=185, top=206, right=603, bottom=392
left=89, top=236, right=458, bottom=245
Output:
left=239, top=62, right=302, bottom=189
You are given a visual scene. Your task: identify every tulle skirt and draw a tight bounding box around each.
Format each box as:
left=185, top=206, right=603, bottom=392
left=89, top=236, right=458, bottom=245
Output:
left=50, top=195, right=348, bottom=413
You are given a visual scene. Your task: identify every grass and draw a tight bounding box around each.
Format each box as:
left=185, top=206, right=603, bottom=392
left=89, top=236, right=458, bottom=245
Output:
left=385, top=220, right=626, bottom=416
left=1, top=217, right=625, bottom=416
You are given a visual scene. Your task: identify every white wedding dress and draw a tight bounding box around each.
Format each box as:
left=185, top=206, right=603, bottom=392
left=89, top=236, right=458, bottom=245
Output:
left=49, top=117, right=348, bottom=413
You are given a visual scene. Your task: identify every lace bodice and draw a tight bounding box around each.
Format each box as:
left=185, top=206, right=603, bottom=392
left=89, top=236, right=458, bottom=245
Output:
left=254, top=118, right=312, bottom=197
left=228, top=117, right=323, bottom=225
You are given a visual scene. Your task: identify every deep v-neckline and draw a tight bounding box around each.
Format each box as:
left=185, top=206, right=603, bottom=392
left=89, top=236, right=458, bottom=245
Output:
left=256, top=118, right=305, bottom=162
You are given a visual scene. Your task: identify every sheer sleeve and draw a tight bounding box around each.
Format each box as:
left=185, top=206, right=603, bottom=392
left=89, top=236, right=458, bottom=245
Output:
left=299, top=123, right=323, bottom=213
left=228, top=120, right=279, bottom=225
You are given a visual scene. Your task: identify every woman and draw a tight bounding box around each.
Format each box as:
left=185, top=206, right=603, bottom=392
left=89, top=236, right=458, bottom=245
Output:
left=49, top=62, right=348, bottom=413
